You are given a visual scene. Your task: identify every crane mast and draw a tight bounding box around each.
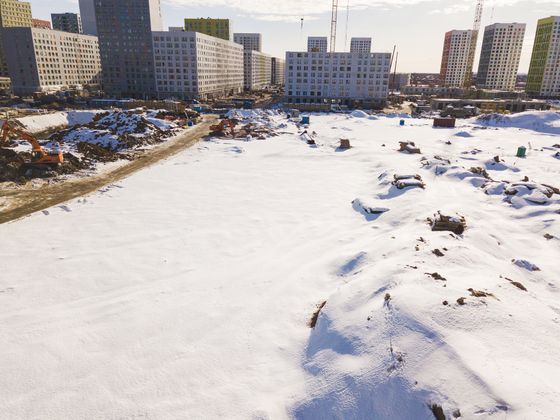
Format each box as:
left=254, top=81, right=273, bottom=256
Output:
left=329, top=0, right=339, bottom=53
left=464, top=0, right=484, bottom=88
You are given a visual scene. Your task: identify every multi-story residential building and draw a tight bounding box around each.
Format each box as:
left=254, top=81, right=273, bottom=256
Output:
left=3, top=27, right=101, bottom=95
left=476, top=23, right=525, bottom=91
left=527, top=16, right=560, bottom=98
left=78, top=0, right=97, bottom=35
left=307, top=37, right=328, bottom=53
left=285, top=50, right=392, bottom=108
left=32, top=18, right=51, bottom=29
left=350, top=37, right=372, bottom=53
left=184, top=18, right=230, bottom=41
left=439, top=29, right=476, bottom=87
left=94, top=0, right=162, bottom=98
left=152, top=30, right=244, bottom=100
left=51, top=13, right=82, bottom=34
left=0, top=0, right=32, bottom=77
left=243, top=50, right=272, bottom=91
left=233, top=33, right=262, bottom=52
left=271, top=57, right=285, bottom=86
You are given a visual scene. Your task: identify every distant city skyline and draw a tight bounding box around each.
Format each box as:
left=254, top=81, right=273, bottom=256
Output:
left=29, top=0, right=559, bottom=73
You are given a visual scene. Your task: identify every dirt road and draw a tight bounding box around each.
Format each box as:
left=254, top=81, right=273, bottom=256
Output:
left=0, top=116, right=216, bottom=224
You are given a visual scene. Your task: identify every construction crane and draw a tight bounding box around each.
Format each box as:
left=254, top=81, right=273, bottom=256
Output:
left=464, top=0, right=484, bottom=88
left=0, top=121, right=63, bottom=167
left=329, top=0, right=339, bottom=53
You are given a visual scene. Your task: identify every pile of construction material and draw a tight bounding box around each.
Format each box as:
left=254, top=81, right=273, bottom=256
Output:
left=0, top=109, right=187, bottom=183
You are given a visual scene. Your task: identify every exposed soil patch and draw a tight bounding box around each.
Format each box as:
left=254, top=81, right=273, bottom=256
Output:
left=309, top=301, right=327, bottom=328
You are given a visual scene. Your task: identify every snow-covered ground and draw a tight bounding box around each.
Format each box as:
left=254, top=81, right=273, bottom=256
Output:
left=12, top=110, right=102, bottom=133
left=0, top=111, right=559, bottom=419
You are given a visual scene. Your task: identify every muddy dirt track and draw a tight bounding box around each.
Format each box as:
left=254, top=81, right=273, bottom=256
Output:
left=0, top=116, right=217, bottom=224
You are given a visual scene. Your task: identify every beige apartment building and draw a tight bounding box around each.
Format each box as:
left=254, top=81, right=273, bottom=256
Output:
left=0, top=0, right=32, bottom=77
left=3, top=27, right=101, bottom=95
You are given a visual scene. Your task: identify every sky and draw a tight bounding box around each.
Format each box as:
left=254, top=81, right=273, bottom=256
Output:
left=30, top=0, right=560, bottom=73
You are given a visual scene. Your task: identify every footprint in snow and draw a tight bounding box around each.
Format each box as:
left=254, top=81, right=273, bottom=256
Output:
left=42, top=210, right=50, bottom=216
left=58, top=205, right=72, bottom=213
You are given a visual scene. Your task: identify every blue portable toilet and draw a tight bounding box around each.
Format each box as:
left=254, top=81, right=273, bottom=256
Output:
left=301, top=115, right=310, bottom=125
left=400, top=119, right=405, bottom=126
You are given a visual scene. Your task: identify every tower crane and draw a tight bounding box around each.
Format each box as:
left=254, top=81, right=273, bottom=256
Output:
left=329, top=0, right=339, bottom=53
left=464, top=0, right=484, bottom=88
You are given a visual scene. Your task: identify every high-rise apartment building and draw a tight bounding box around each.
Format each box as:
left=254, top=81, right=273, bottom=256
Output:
left=233, top=33, right=261, bottom=52
left=243, top=50, right=272, bottom=91
left=94, top=0, right=162, bottom=98
left=0, top=0, right=32, bottom=77
left=285, top=50, right=391, bottom=108
left=307, top=37, right=328, bottom=53
left=350, top=37, right=372, bottom=53
left=184, top=18, right=230, bottom=41
left=152, top=31, right=244, bottom=100
left=78, top=0, right=97, bottom=35
left=527, top=16, right=560, bottom=98
left=439, top=30, right=476, bottom=87
left=51, top=13, right=82, bottom=34
left=271, top=57, right=285, bottom=86
left=476, top=23, right=525, bottom=91
left=3, top=27, right=101, bottom=95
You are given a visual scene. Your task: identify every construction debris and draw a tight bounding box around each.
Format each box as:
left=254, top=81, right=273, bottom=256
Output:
left=399, top=141, right=421, bottom=154
left=429, top=212, right=466, bottom=235
left=393, top=174, right=425, bottom=189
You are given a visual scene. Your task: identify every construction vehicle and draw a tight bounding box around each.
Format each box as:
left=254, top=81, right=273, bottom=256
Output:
left=209, top=119, right=237, bottom=137
left=0, top=120, right=64, bottom=167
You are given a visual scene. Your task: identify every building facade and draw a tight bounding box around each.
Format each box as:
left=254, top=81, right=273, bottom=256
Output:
left=350, top=37, right=372, bottom=53
left=78, top=0, right=97, bottom=35
left=184, top=18, right=230, bottom=41
left=32, top=18, right=51, bottom=29
left=152, top=31, right=244, bottom=100
left=51, top=13, right=82, bottom=34
left=271, top=57, right=285, bottom=86
left=243, top=50, right=272, bottom=91
left=439, top=30, right=476, bottom=87
left=3, top=27, right=101, bottom=95
left=526, top=16, right=560, bottom=98
left=285, top=51, right=392, bottom=108
left=0, top=0, right=32, bottom=77
left=94, top=0, right=162, bottom=98
left=233, top=33, right=261, bottom=52
left=476, top=23, right=525, bottom=91
left=389, top=73, right=411, bottom=91
left=307, top=37, right=328, bottom=53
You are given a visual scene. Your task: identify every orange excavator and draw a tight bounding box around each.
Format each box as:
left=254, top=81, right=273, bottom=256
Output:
left=210, top=118, right=237, bottom=137
left=0, top=120, right=64, bottom=167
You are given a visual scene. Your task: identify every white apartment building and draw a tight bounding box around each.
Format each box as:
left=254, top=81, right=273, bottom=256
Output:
left=476, top=23, right=525, bottom=91
left=285, top=50, right=392, bottom=107
left=271, top=57, right=285, bottom=86
left=350, top=37, right=372, bottom=53
left=3, top=27, right=101, bottom=95
left=152, top=31, right=244, bottom=100
left=243, top=50, right=272, bottom=90
left=233, top=33, right=262, bottom=52
left=307, top=37, right=328, bottom=53
left=439, top=29, right=476, bottom=87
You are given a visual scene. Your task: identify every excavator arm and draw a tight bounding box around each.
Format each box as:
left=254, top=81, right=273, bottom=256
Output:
left=0, top=120, right=64, bottom=166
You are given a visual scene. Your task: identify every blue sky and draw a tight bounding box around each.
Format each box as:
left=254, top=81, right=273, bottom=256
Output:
left=30, top=0, right=559, bottom=72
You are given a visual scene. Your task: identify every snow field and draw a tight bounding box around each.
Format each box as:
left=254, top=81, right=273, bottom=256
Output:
left=0, top=111, right=559, bottom=419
